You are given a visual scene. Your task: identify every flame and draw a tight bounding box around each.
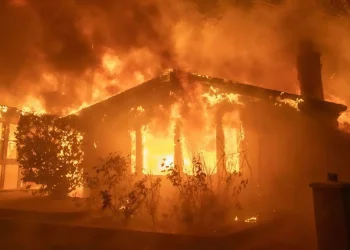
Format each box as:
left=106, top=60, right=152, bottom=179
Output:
left=245, top=216, right=258, bottom=223
left=0, top=106, right=9, bottom=118
left=142, top=122, right=175, bottom=175
left=102, top=50, right=122, bottom=74
left=338, top=111, right=350, bottom=130
left=8, top=47, right=154, bottom=117
left=223, top=113, right=242, bottom=173
left=20, top=96, right=47, bottom=115
left=327, top=95, right=350, bottom=132
left=62, top=102, right=92, bottom=116
left=275, top=93, right=304, bottom=111
left=131, top=85, right=245, bottom=176
left=202, top=86, right=242, bottom=107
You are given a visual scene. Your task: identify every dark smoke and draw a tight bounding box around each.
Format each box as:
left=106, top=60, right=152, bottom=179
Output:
left=1, top=0, right=350, bottom=114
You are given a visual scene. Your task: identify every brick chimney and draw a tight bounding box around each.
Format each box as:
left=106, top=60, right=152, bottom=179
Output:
left=297, top=40, right=324, bottom=101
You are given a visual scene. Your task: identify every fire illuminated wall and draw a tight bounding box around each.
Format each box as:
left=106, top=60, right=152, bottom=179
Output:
left=223, top=111, right=242, bottom=173
left=0, top=121, right=21, bottom=190
left=129, top=112, right=243, bottom=176
left=142, top=123, right=175, bottom=175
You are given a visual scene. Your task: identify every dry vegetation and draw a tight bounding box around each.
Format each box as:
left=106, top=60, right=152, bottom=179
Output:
left=80, top=146, right=251, bottom=234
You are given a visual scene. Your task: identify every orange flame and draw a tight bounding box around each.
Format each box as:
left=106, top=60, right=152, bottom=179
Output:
left=131, top=85, right=245, bottom=176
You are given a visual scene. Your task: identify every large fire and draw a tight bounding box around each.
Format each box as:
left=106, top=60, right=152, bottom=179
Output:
left=142, top=122, right=175, bottom=175
left=130, top=85, right=245, bottom=176
left=3, top=0, right=350, bottom=138
left=12, top=48, right=156, bottom=117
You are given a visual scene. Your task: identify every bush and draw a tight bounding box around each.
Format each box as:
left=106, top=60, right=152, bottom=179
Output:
left=82, top=150, right=250, bottom=233
left=165, top=154, right=249, bottom=231
left=15, top=114, right=84, bottom=198
left=85, top=153, right=162, bottom=226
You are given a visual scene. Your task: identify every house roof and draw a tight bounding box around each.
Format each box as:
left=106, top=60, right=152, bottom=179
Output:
left=62, top=69, right=347, bottom=124
left=0, top=105, right=23, bottom=124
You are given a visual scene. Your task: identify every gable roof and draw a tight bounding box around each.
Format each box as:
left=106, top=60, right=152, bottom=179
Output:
left=63, top=69, right=347, bottom=123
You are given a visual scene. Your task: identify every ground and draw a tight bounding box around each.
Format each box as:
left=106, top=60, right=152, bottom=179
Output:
left=0, top=190, right=317, bottom=250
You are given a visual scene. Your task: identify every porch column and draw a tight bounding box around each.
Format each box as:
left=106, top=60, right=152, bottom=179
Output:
left=174, top=120, right=183, bottom=173
left=135, top=125, right=143, bottom=175
left=0, top=123, right=9, bottom=189
left=216, top=111, right=225, bottom=177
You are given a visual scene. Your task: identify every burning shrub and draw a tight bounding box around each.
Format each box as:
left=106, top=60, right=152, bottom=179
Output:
left=85, top=153, right=162, bottom=226
left=165, top=154, right=250, bottom=231
left=15, top=114, right=84, bottom=198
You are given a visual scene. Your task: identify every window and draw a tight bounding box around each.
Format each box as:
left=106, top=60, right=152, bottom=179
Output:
left=7, top=124, right=17, bottom=160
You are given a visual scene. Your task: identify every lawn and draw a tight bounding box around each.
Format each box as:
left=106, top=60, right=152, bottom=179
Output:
left=0, top=190, right=316, bottom=250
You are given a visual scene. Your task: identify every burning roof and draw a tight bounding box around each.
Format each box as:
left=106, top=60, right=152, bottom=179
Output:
left=0, top=105, right=26, bottom=123
left=58, top=69, right=350, bottom=181
left=63, top=69, right=347, bottom=124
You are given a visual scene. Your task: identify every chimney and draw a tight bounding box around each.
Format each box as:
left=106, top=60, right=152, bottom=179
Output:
left=297, top=40, right=324, bottom=101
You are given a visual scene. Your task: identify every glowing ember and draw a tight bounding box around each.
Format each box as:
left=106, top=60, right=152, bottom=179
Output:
left=245, top=216, right=258, bottom=223
left=275, top=94, right=304, bottom=111
left=202, top=86, right=242, bottom=107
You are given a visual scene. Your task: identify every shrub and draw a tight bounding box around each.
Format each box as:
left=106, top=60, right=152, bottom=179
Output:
left=165, top=154, right=250, bottom=231
left=15, top=114, right=84, bottom=198
left=85, top=153, right=162, bottom=226
left=84, top=150, right=250, bottom=232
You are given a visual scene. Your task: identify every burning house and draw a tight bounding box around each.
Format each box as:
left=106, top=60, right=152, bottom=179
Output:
left=63, top=64, right=348, bottom=213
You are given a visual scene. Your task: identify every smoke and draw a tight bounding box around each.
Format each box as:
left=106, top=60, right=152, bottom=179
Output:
left=1, top=0, right=350, bottom=114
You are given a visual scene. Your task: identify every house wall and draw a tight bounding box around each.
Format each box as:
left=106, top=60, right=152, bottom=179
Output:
left=245, top=103, right=350, bottom=222
left=0, top=111, right=21, bottom=190
left=74, top=86, right=349, bottom=219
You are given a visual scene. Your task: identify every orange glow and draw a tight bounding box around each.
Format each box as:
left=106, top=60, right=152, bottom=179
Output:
left=62, top=102, right=92, bottom=116
left=224, top=127, right=240, bottom=173
left=130, top=85, right=245, bottom=176
left=245, top=216, right=258, bottom=223
left=142, top=123, right=175, bottom=175
left=182, top=139, right=217, bottom=175
left=102, top=50, right=122, bottom=74
left=68, top=169, right=84, bottom=198
left=275, top=94, right=304, bottom=111
left=338, top=111, right=350, bottom=130
left=129, top=130, right=137, bottom=174
left=327, top=95, right=350, bottom=131
left=223, top=111, right=242, bottom=173
left=20, top=96, right=47, bottom=115
left=202, top=86, right=242, bottom=107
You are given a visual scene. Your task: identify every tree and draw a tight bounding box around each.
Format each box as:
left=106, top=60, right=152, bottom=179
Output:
left=15, top=114, right=84, bottom=198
